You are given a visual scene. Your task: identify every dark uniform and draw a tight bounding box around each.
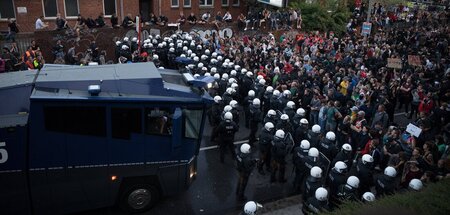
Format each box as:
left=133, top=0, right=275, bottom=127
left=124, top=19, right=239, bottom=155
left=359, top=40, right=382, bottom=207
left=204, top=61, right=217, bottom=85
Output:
left=209, top=101, right=222, bottom=141
left=307, top=130, right=321, bottom=148
left=243, top=95, right=255, bottom=128
left=258, top=127, right=273, bottom=174
left=335, top=184, right=359, bottom=205
left=356, top=161, right=374, bottom=193
left=283, top=106, right=296, bottom=123
left=275, top=119, right=293, bottom=135
left=293, top=147, right=309, bottom=193
left=270, top=95, right=282, bottom=111
left=236, top=151, right=257, bottom=200
left=222, top=92, right=233, bottom=107
left=217, top=119, right=239, bottom=163
left=375, top=175, right=396, bottom=197
left=262, top=91, right=272, bottom=114
left=271, top=136, right=290, bottom=183
left=248, top=104, right=262, bottom=145
left=294, top=125, right=308, bottom=147
left=303, top=176, right=323, bottom=201
left=263, top=114, right=278, bottom=126
left=231, top=107, right=240, bottom=125
left=302, top=196, right=330, bottom=214
left=331, top=150, right=353, bottom=170
left=292, top=113, right=303, bottom=131
left=327, top=169, right=347, bottom=199
left=318, top=139, right=338, bottom=161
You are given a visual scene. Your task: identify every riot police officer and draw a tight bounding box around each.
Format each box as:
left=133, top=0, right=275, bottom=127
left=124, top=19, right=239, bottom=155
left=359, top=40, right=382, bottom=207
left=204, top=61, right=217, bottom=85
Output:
left=327, top=161, right=348, bottom=200
left=217, top=112, right=239, bottom=163
left=276, top=114, right=293, bottom=135
left=270, top=90, right=282, bottom=111
left=230, top=100, right=240, bottom=125
left=302, top=187, right=330, bottom=214
left=293, top=140, right=310, bottom=193
left=303, top=166, right=324, bottom=201
left=356, top=154, right=374, bottom=193
left=361, top=192, right=376, bottom=203
left=258, top=122, right=274, bottom=175
left=280, top=90, right=291, bottom=108
left=294, top=118, right=309, bottom=146
left=292, top=108, right=306, bottom=130
left=242, top=201, right=263, bottom=215
left=209, top=96, right=223, bottom=142
left=318, top=131, right=338, bottom=161
left=375, top=166, right=397, bottom=197
left=336, top=176, right=360, bottom=204
left=283, top=101, right=296, bottom=122
left=307, top=124, right=322, bottom=148
left=408, top=179, right=423, bottom=192
left=236, top=144, right=257, bottom=201
left=263, top=109, right=278, bottom=125
left=254, top=79, right=266, bottom=99
left=271, top=130, right=290, bottom=183
left=262, top=86, right=274, bottom=114
left=248, top=98, right=262, bottom=146
left=244, top=90, right=256, bottom=128
left=331, top=143, right=353, bottom=169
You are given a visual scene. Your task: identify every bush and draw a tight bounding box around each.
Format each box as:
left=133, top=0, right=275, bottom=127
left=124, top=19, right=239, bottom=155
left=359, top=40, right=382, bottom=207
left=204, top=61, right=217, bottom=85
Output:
left=324, top=179, right=450, bottom=215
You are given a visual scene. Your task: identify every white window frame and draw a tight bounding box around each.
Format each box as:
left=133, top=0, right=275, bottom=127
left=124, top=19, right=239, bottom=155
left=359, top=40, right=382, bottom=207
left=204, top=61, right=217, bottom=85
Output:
left=103, top=0, right=117, bottom=18
left=199, top=0, right=214, bottom=7
left=0, top=0, right=16, bottom=20
left=171, top=0, right=179, bottom=8
left=42, top=0, right=59, bottom=19
left=222, top=0, right=229, bottom=7
left=63, top=0, right=79, bottom=19
left=232, top=0, right=240, bottom=6
left=183, top=0, right=191, bottom=8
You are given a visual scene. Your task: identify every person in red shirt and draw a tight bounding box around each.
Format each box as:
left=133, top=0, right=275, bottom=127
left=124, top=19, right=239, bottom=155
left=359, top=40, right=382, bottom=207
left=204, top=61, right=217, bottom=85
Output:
left=418, top=93, right=434, bottom=114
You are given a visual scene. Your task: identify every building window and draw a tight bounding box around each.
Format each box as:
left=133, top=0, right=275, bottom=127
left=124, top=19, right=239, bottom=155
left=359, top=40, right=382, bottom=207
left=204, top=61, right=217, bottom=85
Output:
left=103, top=0, right=116, bottom=16
left=232, top=0, right=239, bottom=6
left=0, top=0, right=15, bottom=19
left=183, top=108, right=203, bottom=139
left=43, top=0, right=58, bottom=18
left=44, top=106, right=106, bottom=137
left=199, top=0, right=213, bottom=7
left=111, top=108, right=142, bottom=140
left=145, top=108, right=173, bottom=136
left=64, top=0, right=79, bottom=17
left=222, top=0, right=229, bottom=6
left=183, top=0, right=191, bottom=7
left=171, top=0, right=179, bottom=7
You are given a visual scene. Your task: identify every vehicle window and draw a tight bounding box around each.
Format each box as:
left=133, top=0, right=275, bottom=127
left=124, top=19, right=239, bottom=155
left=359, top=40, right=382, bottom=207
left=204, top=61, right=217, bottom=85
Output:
left=183, top=108, right=203, bottom=139
left=111, top=108, right=142, bottom=139
left=44, top=106, right=106, bottom=137
left=145, top=108, right=173, bottom=136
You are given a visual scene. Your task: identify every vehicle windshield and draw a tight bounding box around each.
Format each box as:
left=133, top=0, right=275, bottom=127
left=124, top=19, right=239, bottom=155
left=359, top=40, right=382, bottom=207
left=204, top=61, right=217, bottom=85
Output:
left=183, top=108, right=203, bottom=139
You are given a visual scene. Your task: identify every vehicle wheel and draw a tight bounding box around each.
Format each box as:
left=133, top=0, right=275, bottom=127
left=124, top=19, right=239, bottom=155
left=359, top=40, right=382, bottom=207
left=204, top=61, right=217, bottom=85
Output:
left=120, top=183, right=160, bottom=213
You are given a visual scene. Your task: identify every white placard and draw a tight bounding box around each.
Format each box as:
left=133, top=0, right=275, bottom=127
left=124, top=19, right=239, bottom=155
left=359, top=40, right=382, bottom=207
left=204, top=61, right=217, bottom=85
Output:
left=406, top=123, right=422, bottom=137
left=17, top=7, right=27, bottom=14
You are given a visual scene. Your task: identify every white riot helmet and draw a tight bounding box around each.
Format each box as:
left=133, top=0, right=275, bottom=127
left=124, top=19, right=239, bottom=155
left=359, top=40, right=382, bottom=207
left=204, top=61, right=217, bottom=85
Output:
left=230, top=100, right=238, bottom=108
left=115, top=41, right=121, bottom=45
left=346, top=176, right=360, bottom=188
left=231, top=83, right=238, bottom=90
left=275, top=130, right=285, bottom=139
left=205, top=49, right=211, bottom=55
left=123, top=37, right=129, bottom=41
left=287, top=101, right=295, bottom=109
left=243, top=201, right=262, bottom=215
left=214, top=96, right=222, bottom=103
left=234, top=65, right=241, bottom=71
left=248, top=90, right=255, bottom=97
left=213, top=73, right=220, bottom=80
left=342, top=144, right=352, bottom=152
left=308, top=147, right=319, bottom=157
left=257, top=75, right=264, bottom=80
left=198, top=63, right=204, bottom=68
left=187, top=50, right=193, bottom=56
left=326, top=131, right=336, bottom=141
left=131, top=37, right=137, bottom=42
left=169, top=47, right=175, bottom=52
left=240, top=144, right=251, bottom=154
left=252, top=98, right=261, bottom=107
left=197, top=44, right=202, bottom=50
left=362, top=192, right=376, bottom=202
left=212, top=52, right=218, bottom=58
left=296, top=108, right=306, bottom=116
left=315, top=187, right=328, bottom=201
left=230, top=70, right=237, bottom=76
left=121, top=45, right=128, bottom=50
left=169, top=42, right=174, bottom=47
left=193, top=56, right=200, bottom=62
left=225, top=87, right=234, bottom=95
left=300, top=140, right=311, bottom=150
left=241, top=68, right=247, bottom=74
left=334, top=161, right=348, bottom=173
left=217, top=56, right=223, bottom=61
left=384, top=166, right=397, bottom=177
left=300, top=118, right=309, bottom=125
left=211, top=67, right=217, bottom=73
left=273, top=90, right=280, bottom=96
left=312, top=124, right=321, bottom=133
left=202, top=67, right=208, bottom=72
left=201, top=55, right=208, bottom=60
left=222, top=73, right=229, bottom=80
left=264, top=122, right=274, bottom=132
left=280, top=114, right=289, bottom=121
left=246, top=72, right=253, bottom=78
left=310, top=166, right=322, bottom=178
left=259, top=79, right=266, bottom=85
left=153, top=54, right=159, bottom=60
left=362, top=154, right=374, bottom=164
left=183, top=46, right=188, bottom=51
left=283, top=90, right=291, bottom=97
left=224, top=105, right=233, bottom=113
left=266, top=86, right=274, bottom=93
left=409, top=179, right=423, bottom=191
left=222, top=62, right=229, bottom=68
left=268, top=109, right=276, bottom=117
left=224, top=112, right=233, bottom=121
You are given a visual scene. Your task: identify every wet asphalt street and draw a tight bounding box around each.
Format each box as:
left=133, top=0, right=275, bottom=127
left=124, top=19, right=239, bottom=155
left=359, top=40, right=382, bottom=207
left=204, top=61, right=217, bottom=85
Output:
left=78, top=111, right=411, bottom=215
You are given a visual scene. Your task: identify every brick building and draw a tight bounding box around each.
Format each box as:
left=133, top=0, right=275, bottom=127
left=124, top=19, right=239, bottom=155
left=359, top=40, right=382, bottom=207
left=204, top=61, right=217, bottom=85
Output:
left=0, top=0, right=248, bottom=33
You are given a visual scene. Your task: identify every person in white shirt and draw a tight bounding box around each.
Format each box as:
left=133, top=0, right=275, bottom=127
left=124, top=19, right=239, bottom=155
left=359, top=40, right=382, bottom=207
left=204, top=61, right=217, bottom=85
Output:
left=35, top=15, right=49, bottom=30
left=223, top=11, right=232, bottom=23
left=199, top=11, right=211, bottom=24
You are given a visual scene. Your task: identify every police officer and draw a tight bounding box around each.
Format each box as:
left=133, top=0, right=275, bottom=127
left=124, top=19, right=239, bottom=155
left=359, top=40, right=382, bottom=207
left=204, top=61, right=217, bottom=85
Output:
left=263, top=109, right=278, bottom=125
left=302, top=187, right=330, bottom=214
left=241, top=201, right=263, bottom=215
left=217, top=112, right=238, bottom=163
left=303, top=166, right=323, bottom=201
left=270, top=90, right=282, bottom=111
left=280, top=90, right=291, bottom=108
left=236, top=144, right=257, bottom=201
left=258, top=122, right=274, bottom=175
left=356, top=154, right=374, bottom=193
left=304, top=147, right=322, bottom=174
left=307, top=124, right=322, bottom=148
left=283, top=101, right=296, bottom=121
left=242, top=72, right=255, bottom=99
left=254, top=79, right=266, bottom=99
left=222, top=87, right=233, bottom=107
left=331, top=143, right=353, bottom=169
left=327, top=161, right=348, bottom=200
left=271, top=130, right=290, bottom=183
left=292, top=108, right=306, bottom=130
left=408, top=179, right=423, bottom=192
left=262, top=86, right=274, bottom=114
left=115, top=41, right=122, bottom=62
left=318, top=131, right=338, bottom=161
left=219, top=75, right=230, bottom=96
left=361, top=192, right=376, bottom=203
left=209, top=96, right=223, bottom=142
left=248, top=98, right=262, bottom=146
left=294, top=118, right=309, bottom=146
left=230, top=100, right=240, bottom=125
left=293, top=140, right=310, bottom=193
left=336, top=176, right=360, bottom=204
left=276, top=114, right=293, bottom=135
left=244, top=90, right=256, bottom=128
left=375, top=166, right=397, bottom=197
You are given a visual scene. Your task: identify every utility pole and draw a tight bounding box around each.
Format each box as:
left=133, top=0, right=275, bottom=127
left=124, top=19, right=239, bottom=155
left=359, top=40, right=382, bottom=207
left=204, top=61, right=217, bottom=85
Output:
left=367, top=0, right=373, bottom=22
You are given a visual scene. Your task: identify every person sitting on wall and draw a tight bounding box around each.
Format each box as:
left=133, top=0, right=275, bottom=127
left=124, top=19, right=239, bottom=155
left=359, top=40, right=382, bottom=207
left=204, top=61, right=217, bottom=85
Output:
left=177, top=11, right=186, bottom=25
left=223, top=11, right=232, bottom=23
left=187, top=12, right=197, bottom=25
left=74, top=14, right=87, bottom=30
left=159, top=14, right=168, bottom=26
left=55, top=13, right=69, bottom=30
left=122, top=13, right=135, bottom=28
left=96, top=13, right=106, bottom=27
left=35, top=15, right=49, bottom=30
left=214, top=11, right=223, bottom=30
left=111, top=13, right=120, bottom=28
left=200, top=11, right=211, bottom=24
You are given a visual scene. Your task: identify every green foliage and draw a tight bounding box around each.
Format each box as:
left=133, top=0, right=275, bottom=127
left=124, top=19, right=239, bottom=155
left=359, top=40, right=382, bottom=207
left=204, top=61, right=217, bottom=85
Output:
left=324, top=179, right=450, bottom=215
left=289, top=1, right=351, bottom=34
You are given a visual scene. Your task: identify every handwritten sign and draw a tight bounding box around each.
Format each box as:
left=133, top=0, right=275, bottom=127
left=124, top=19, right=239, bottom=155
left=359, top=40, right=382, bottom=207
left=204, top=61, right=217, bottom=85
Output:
left=387, top=58, right=402, bottom=69
left=408, top=55, right=421, bottom=66
left=406, top=123, right=422, bottom=137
